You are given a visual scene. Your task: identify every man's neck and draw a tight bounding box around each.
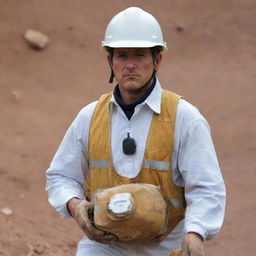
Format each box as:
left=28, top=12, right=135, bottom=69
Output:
left=113, top=77, right=156, bottom=120
left=120, top=78, right=155, bottom=104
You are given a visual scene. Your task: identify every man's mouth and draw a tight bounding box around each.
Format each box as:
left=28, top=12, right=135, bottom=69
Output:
left=124, top=74, right=139, bottom=78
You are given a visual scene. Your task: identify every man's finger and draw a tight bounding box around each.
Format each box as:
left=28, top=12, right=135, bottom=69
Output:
left=93, top=234, right=118, bottom=244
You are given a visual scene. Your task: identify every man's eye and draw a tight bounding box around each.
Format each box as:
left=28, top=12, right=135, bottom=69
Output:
left=117, top=54, right=126, bottom=58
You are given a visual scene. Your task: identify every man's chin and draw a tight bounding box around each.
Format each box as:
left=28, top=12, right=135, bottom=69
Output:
left=123, top=82, right=142, bottom=91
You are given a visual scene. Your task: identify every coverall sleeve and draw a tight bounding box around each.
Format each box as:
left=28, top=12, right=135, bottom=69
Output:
left=45, top=101, right=97, bottom=217
left=173, top=100, right=226, bottom=240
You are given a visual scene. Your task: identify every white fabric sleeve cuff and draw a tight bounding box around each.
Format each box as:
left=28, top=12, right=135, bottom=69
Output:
left=184, top=224, right=218, bottom=241
left=49, top=189, right=85, bottom=218
left=184, top=224, right=206, bottom=240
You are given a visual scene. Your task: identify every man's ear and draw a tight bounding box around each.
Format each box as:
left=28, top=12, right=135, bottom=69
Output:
left=155, top=53, right=162, bottom=69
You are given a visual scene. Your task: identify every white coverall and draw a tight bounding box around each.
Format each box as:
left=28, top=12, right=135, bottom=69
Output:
left=46, top=79, right=226, bottom=256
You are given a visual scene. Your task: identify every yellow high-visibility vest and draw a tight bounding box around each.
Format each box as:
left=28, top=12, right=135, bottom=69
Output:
left=86, top=90, right=185, bottom=236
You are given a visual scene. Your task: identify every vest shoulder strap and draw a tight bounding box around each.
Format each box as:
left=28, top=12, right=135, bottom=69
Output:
left=88, top=92, right=112, bottom=160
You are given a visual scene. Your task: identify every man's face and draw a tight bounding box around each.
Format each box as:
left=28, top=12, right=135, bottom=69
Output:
left=111, top=48, right=162, bottom=103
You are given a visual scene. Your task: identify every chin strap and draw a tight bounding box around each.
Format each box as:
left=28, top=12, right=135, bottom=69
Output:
left=108, top=54, right=115, bottom=84
left=109, top=69, right=114, bottom=83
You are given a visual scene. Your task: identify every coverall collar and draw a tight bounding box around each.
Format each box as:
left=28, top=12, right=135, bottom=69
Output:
left=110, top=77, right=162, bottom=115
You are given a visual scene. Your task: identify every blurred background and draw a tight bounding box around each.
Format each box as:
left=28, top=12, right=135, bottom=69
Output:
left=0, top=0, right=255, bottom=255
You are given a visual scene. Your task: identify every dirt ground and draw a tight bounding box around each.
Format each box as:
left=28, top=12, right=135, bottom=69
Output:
left=0, top=0, right=255, bottom=255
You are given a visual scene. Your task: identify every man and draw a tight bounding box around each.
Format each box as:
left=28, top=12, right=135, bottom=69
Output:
left=46, top=7, right=226, bottom=256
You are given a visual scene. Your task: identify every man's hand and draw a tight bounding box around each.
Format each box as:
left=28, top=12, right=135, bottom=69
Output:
left=167, top=249, right=182, bottom=256
left=67, top=198, right=117, bottom=243
left=181, top=232, right=204, bottom=256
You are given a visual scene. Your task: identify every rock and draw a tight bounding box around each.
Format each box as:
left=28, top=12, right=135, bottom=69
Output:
left=1, top=207, right=13, bottom=215
left=34, top=243, right=49, bottom=254
left=24, top=29, right=50, bottom=50
left=176, top=26, right=184, bottom=32
left=10, top=89, right=24, bottom=102
left=204, top=28, right=215, bottom=37
left=19, top=193, right=25, bottom=198
left=27, top=243, right=49, bottom=255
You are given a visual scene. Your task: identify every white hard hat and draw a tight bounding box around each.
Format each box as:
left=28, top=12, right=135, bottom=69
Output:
left=102, top=7, right=167, bottom=51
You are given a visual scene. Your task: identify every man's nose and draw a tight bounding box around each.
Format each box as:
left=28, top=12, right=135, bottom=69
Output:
left=126, top=62, right=136, bottom=70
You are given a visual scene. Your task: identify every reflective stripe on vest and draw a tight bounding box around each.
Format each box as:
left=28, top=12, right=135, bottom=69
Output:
left=90, top=159, right=109, bottom=169
left=144, top=159, right=171, bottom=171
left=90, top=159, right=171, bottom=171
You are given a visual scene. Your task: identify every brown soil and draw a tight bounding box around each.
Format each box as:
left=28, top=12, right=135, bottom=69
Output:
left=0, top=1, right=255, bottom=255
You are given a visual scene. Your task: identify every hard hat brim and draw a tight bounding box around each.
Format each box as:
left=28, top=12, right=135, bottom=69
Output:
left=102, top=40, right=167, bottom=51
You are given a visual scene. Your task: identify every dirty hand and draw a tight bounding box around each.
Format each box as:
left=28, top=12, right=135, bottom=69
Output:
left=67, top=198, right=117, bottom=243
left=181, top=233, right=204, bottom=256
left=166, top=249, right=182, bottom=256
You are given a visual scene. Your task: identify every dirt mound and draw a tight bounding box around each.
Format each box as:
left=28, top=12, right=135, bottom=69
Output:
left=0, top=1, right=255, bottom=255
